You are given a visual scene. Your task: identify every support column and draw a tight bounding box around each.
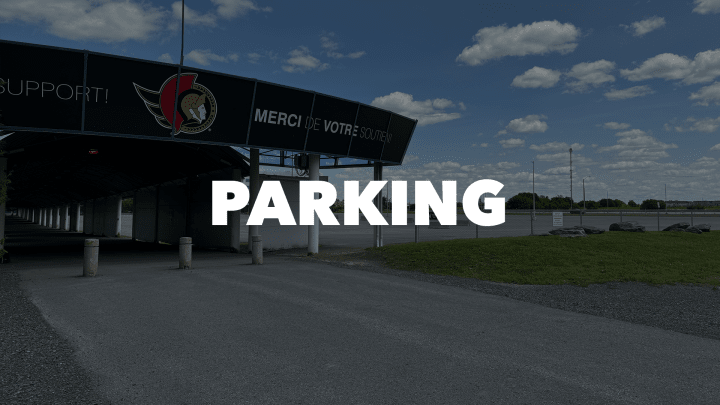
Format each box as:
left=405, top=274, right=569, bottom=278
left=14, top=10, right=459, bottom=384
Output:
left=60, top=205, right=68, bottom=230
left=248, top=148, right=260, bottom=252
left=0, top=157, right=6, bottom=258
left=230, top=169, right=244, bottom=252
left=373, top=162, right=383, bottom=248
left=50, top=207, right=56, bottom=228
left=69, top=203, right=80, bottom=232
left=308, top=154, right=320, bottom=255
left=111, top=195, right=121, bottom=237
left=154, top=185, right=161, bottom=243
left=84, top=200, right=94, bottom=235
left=44, top=208, right=48, bottom=227
left=132, top=191, right=138, bottom=242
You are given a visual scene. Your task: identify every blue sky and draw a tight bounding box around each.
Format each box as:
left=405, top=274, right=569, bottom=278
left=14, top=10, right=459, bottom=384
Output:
left=2, top=0, right=720, bottom=204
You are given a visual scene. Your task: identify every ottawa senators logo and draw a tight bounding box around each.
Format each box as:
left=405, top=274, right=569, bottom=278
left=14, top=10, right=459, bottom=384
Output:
left=133, top=73, right=217, bottom=134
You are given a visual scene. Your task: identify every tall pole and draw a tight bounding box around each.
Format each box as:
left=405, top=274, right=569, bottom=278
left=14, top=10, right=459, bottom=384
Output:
left=531, top=161, right=535, bottom=235
left=569, top=148, right=573, bottom=208
left=171, top=0, right=185, bottom=138
left=583, top=178, right=585, bottom=210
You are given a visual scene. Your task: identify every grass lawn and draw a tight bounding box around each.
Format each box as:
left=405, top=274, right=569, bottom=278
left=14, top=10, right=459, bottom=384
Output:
left=369, top=231, right=720, bottom=288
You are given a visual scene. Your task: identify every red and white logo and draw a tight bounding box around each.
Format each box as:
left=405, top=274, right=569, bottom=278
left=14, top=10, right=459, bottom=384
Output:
left=133, top=73, right=217, bottom=134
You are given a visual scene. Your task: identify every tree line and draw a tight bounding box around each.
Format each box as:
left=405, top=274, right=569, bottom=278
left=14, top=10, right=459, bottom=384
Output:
left=503, top=192, right=673, bottom=210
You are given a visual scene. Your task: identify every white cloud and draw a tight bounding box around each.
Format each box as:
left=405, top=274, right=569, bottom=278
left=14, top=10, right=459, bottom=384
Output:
left=600, top=161, right=659, bottom=170
left=620, top=16, right=665, bottom=37
left=455, top=20, right=581, bottom=66
left=480, top=143, right=488, bottom=147
left=497, top=161, right=520, bottom=169
left=596, top=129, right=677, bottom=160
left=602, top=122, right=631, bottom=130
left=402, top=155, right=419, bottom=164
left=498, top=114, right=549, bottom=135
left=692, top=0, right=720, bottom=14
left=370, top=92, right=463, bottom=126
left=282, top=46, right=329, bottom=73
left=0, top=0, right=168, bottom=42
left=688, top=81, right=720, bottom=106
left=185, top=49, right=232, bottom=66
left=529, top=142, right=584, bottom=152
left=247, top=50, right=278, bottom=64
left=320, top=32, right=338, bottom=51
left=424, top=161, right=461, bottom=170
left=564, top=60, right=616, bottom=93
left=499, top=138, right=525, bottom=148
left=668, top=116, right=720, bottom=133
left=158, top=53, right=174, bottom=63
left=211, top=0, right=271, bottom=19
left=228, top=53, right=239, bottom=61
left=319, top=32, right=365, bottom=59
left=620, top=49, right=720, bottom=85
left=711, top=143, right=720, bottom=151
left=604, top=85, right=655, bottom=100
left=535, top=151, right=592, bottom=164
left=171, top=1, right=216, bottom=26
left=511, top=66, right=562, bottom=88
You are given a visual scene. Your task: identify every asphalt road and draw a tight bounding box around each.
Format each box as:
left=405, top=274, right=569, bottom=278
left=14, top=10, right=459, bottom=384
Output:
left=4, top=216, right=720, bottom=404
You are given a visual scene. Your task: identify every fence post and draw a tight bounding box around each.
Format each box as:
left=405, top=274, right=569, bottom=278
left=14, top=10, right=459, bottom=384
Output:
left=475, top=223, right=479, bottom=238
left=415, top=225, right=419, bottom=243
left=691, top=209, right=694, bottom=226
left=83, top=239, right=99, bottom=277
left=179, top=237, right=192, bottom=269
left=657, top=210, right=660, bottom=231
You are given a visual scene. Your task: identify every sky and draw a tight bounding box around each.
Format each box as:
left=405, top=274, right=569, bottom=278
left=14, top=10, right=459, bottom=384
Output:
left=1, top=0, right=720, bottom=205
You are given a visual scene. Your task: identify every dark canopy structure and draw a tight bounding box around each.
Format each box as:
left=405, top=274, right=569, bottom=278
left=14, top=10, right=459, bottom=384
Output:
left=1, top=132, right=250, bottom=208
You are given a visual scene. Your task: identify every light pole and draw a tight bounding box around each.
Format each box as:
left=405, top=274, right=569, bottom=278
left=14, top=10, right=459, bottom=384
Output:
left=582, top=176, right=591, bottom=210
left=171, top=0, right=186, bottom=138
left=531, top=161, right=535, bottom=235
left=569, top=148, right=573, bottom=209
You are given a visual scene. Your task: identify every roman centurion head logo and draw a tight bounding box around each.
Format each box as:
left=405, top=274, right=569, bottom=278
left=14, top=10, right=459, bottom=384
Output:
left=133, top=73, right=217, bottom=134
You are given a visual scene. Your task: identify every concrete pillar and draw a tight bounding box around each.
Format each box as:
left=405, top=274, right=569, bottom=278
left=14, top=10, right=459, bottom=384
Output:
left=83, top=239, right=99, bottom=277
left=44, top=208, right=48, bottom=226
left=179, top=237, right=192, bottom=269
left=308, top=154, right=320, bottom=255
left=60, top=205, right=68, bottom=230
left=230, top=169, right=244, bottom=252
left=93, top=199, right=104, bottom=236
left=83, top=200, right=94, bottom=235
left=248, top=148, right=260, bottom=252
left=154, top=185, right=161, bottom=243
left=252, top=236, right=263, bottom=264
left=0, top=157, right=6, bottom=256
left=373, top=162, right=383, bottom=248
left=50, top=207, right=55, bottom=228
left=69, top=203, right=79, bottom=232
left=108, top=195, right=121, bottom=237
left=132, top=191, right=138, bottom=242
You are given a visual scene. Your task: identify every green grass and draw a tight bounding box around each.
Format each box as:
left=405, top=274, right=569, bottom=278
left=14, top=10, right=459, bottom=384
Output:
left=368, top=231, right=720, bottom=288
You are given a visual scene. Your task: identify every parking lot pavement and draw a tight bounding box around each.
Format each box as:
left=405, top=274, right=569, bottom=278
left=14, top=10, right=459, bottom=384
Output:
left=6, top=216, right=720, bottom=404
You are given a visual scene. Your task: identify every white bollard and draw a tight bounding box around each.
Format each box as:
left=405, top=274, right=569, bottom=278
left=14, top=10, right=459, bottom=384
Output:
left=179, top=237, right=192, bottom=269
left=252, top=236, right=263, bottom=264
left=83, top=239, right=99, bottom=277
